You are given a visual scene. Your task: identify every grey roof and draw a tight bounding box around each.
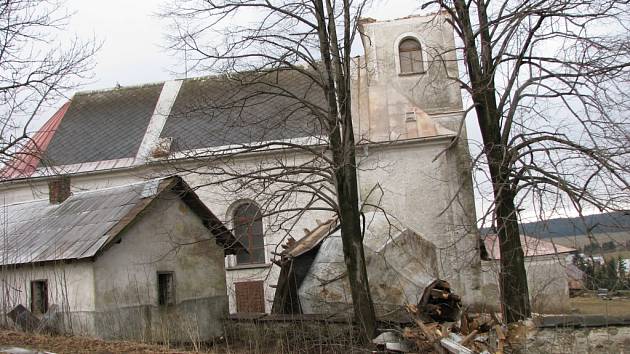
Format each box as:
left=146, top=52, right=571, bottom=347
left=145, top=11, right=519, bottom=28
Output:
left=0, top=176, right=239, bottom=266
left=43, top=83, right=164, bottom=166
left=161, top=71, right=324, bottom=151
left=39, top=71, right=325, bottom=167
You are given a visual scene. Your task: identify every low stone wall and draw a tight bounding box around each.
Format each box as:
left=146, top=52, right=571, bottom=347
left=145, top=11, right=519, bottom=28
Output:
left=526, top=326, right=630, bottom=353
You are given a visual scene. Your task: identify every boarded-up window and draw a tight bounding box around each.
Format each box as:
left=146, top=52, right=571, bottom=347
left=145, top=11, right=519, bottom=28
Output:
left=235, top=281, right=265, bottom=313
left=157, top=272, right=175, bottom=306
left=234, top=203, right=265, bottom=265
left=30, top=280, right=48, bottom=315
left=399, top=38, right=423, bottom=74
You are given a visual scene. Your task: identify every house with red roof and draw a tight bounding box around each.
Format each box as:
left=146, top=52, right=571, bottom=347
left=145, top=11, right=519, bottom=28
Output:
left=480, top=234, right=577, bottom=313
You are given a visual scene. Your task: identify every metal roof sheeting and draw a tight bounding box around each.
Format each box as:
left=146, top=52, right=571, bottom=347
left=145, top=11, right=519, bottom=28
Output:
left=482, top=234, right=576, bottom=260
left=0, top=176, right=238, bottom=266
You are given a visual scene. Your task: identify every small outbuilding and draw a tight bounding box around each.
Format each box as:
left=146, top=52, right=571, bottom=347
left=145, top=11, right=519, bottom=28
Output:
left=480, top=234, right=576, bottom=313
left=0, top=176, right=240, bottom=341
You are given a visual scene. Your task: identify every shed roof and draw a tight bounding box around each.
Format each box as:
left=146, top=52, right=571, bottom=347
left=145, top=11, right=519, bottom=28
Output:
left=482, top=234, right=576, bottom=260
left=0, top=176, right=239, bottom=266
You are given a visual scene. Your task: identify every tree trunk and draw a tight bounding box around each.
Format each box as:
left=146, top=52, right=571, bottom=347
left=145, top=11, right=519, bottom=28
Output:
left=334, top=152, right=377, bottom=341
left=487, top=147, right=532, bottom=322
left=311, top=0, right=377, bottom=341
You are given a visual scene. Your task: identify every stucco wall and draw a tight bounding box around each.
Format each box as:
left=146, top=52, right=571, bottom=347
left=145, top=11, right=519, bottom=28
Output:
left=358, top=139, right=480, bottom=302
left=353, top=14, right=463, bottom=142
left=0, top=261, right=96, bottom=335
left=92, top=190, right=228, bottom=341
left=480, top=255, right=571, bottom=314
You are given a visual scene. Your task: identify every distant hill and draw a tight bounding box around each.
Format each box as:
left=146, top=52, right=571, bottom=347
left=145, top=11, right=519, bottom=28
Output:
left=481, top=211, right=630, bottom=239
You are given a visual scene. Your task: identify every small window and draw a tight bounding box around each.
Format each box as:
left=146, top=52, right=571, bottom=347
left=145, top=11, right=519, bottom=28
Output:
left=157, top=272, right=175, bottom=306
left=233, top=203, right=265, bottom=265
left=31, top=280, right=48, bottom=315
left=399, top=38, right=423, bottom=74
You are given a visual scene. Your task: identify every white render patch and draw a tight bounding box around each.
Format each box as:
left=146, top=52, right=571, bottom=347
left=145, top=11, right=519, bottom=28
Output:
left=134, top=79, right=184, bottom=164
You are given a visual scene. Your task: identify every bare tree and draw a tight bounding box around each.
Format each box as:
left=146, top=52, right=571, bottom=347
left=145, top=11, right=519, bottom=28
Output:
left=0, top=0, right=97, bottom=176
left=422, top=0, right=630, bottom=322
left=162, top=0, right=378, bottom=341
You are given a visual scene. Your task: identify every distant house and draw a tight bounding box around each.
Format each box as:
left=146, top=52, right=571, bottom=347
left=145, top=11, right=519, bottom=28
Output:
left=480, top=234, right=576, bottom=313
left=0, top=176, right=239, bottom=341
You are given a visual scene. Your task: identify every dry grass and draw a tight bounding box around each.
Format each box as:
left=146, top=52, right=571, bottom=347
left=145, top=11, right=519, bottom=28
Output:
left=569, top=296, right=630, bottom=316
left=0, top=329, right=204, bottom=353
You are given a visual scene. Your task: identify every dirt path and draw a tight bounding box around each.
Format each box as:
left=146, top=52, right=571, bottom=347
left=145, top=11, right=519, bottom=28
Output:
left=0, top=330, right=203, bottom=353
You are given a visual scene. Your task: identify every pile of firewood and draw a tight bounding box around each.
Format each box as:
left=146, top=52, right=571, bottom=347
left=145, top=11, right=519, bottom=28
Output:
left=399, top=279, right=510, bottom=354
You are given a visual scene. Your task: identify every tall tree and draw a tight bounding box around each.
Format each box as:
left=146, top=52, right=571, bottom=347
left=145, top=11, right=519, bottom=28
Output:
left=423, top=0, right=630, bottom=322
left=162, top=0, right=377, bottom=340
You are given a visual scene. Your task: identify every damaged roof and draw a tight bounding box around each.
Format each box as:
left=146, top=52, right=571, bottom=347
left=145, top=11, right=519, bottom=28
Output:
left=482, top=234, right=575, bottom=260
left=0, top=176, right=239, bottom=266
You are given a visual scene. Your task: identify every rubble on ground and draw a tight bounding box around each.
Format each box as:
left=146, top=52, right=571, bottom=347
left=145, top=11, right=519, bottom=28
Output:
left=373, top=279, right=536, bottom=354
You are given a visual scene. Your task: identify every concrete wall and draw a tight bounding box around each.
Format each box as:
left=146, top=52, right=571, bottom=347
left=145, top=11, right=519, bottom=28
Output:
left=0, top=261, right=96, bottom=335
left=92, top=190, right=228, bottom=342
left=480, top=255, right=571, bottom=314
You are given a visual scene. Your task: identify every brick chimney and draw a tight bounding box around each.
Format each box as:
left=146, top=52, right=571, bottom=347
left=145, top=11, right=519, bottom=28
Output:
left=48, top=176, right=71, bottom=204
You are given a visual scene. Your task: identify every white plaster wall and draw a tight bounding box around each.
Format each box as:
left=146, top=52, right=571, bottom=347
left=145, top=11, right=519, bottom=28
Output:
left=353, top=14, right=463, bottom=143
left=0, top=261, right=96, bottom=335
left=358, top=140, right=480, bottom=301
left=481, top=256, right=571, bottom=314
left=92, top=191, right=228, bottom=341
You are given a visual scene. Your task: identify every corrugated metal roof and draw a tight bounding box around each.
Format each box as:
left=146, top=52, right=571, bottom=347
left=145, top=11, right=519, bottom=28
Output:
left=0, top=176, right=239, bottom=265
left=482, top=234, right=576, bottom=260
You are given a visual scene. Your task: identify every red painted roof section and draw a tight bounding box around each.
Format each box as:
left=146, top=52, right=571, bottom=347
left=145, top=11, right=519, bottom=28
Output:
left=483, top=234, right=576, bottom=260
left=1, top=102, right=70, bottom=179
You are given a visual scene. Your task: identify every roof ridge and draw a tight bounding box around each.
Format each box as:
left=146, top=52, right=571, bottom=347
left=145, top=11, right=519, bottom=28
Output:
left=74, top=80, right=173, bottom=96
left=0, top=176, right=172, bottom=208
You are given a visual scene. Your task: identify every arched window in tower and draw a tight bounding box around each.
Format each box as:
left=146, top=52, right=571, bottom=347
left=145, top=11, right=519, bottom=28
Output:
left=233, top=202, right=265, bottom=265
left=399, top=38, right=423, bottom=74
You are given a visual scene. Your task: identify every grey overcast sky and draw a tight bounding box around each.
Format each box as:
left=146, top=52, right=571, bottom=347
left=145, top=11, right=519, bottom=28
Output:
left=64, top=0, right=422, bottom=92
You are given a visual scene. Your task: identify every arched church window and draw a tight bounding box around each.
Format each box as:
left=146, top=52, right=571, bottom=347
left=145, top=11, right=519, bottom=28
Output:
left=233, top=202, right=265, bottom=264
left=399, top=38, right=423, bottom=74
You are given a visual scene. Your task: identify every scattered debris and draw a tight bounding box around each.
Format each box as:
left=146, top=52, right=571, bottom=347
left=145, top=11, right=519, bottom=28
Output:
left=395, top=279, right=534, bottom=354
left=8, top=305, right=41, bottom=333
left=372, top=331, right=413, bottom=353
left=418, top=279, right=462, bottom=322
left=7, top=305, right=59, bottom=335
